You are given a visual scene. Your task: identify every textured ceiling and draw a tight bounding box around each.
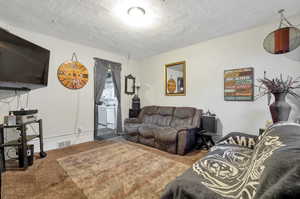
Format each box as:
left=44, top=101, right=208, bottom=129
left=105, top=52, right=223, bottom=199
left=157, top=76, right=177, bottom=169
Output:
left=0, top=0, right=300, bottom=59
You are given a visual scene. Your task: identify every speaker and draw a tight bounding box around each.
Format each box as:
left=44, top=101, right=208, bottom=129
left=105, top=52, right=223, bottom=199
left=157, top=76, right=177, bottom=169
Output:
left=18, top=144, right=34, bottom=168
left=202, top=116, right=217, bottom=133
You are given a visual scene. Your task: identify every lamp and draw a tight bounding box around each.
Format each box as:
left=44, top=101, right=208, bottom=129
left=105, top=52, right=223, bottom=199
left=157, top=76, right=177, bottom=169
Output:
left=135, top=82, right=141, bottom=97
left=132, top=82, right=141, bottom=111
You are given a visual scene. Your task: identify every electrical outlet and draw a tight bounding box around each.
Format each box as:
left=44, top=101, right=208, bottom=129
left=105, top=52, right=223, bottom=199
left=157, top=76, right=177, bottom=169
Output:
left=77, top=127, right=82, bottom=134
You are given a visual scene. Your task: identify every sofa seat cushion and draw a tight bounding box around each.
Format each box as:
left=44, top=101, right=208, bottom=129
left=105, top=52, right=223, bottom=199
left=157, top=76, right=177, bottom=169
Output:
left=171, top=118, right=193, bottom=129
left=125, top=123, right=151, bottom=135
left=155, top=127, right=178, bottom=143
left=124, top=123, right=141, bottom=134
left=139, top=125, right=159, bottom=138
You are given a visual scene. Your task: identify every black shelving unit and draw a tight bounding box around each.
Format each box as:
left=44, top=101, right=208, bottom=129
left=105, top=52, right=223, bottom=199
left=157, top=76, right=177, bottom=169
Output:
left=0, top=119, right=47, bottom=173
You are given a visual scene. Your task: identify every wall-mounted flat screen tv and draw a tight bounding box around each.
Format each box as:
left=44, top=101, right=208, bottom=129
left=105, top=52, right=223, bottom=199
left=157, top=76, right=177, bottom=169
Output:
left=0, top=28, right=50, bottom=90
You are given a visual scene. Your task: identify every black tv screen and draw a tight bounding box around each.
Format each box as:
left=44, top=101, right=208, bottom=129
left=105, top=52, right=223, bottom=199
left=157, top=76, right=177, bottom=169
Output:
left=0, top=28, right=50, bottom=90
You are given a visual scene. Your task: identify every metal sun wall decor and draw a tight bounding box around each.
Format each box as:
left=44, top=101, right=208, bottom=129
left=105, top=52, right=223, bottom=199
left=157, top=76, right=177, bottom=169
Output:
left=224, top=68, right=254, bottom=101
left=57, top=53, right=89, bottom=89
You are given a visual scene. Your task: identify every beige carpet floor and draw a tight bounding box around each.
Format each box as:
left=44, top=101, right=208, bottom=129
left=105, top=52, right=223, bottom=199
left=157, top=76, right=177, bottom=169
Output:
left=2, top=138, right=207, bottom=199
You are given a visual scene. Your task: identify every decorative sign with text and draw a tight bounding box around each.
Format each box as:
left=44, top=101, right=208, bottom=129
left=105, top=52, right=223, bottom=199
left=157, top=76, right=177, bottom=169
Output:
left=57, top=53, right=89, bottom=90
left=224, top=68, right=254, bottom=101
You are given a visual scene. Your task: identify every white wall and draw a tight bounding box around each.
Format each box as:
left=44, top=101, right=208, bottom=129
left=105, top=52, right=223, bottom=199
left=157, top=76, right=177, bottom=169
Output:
left=139, top=15, right=300, bottom=136
left=1, top=14, right=299, bottom=151
left=0, top=20, right=140, bottom=152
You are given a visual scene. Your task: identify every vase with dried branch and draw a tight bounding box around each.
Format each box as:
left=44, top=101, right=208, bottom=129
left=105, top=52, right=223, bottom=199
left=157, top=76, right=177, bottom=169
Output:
left=257, top=73, right=300, bottom=123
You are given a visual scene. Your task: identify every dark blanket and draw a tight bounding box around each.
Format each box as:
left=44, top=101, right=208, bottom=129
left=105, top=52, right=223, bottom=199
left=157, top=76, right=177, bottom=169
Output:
left=161, top=123, right=300, bottom=199
left=216, top=132, right=258, bottom=149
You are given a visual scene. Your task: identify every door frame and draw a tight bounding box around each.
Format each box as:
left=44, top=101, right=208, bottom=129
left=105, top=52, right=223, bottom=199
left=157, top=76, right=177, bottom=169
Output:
left=93, top=61, right=121, bottom=140
left=94, top=66, right=99, bottom=140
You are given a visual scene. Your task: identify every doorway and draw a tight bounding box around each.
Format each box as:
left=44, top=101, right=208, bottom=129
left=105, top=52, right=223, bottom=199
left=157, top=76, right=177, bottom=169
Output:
left=94, top=58, right=122, bottom=140
left=96, top=71, right=118, bottom=139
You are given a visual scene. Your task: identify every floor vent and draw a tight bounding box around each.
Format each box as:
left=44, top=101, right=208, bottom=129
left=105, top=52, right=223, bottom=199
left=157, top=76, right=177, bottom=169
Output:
left=58, top=140, right=71, bottom=148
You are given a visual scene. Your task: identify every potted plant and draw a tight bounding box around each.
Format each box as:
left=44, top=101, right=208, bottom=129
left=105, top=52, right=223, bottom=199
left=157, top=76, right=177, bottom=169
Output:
left=257, top=73, right=300, bottom=123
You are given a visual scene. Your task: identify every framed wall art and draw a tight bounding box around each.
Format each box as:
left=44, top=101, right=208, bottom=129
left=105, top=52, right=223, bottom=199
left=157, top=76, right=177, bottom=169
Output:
left=165, top=61, right=186, bottom=96
left=224, top=67, right=254, bottom=101
left=125, top=74, right=136, bottom=95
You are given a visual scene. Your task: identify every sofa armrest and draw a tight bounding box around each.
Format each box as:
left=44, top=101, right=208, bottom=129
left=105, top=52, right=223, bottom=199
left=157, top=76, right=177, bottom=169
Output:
left=177, top=128, right=198, bottom=155
left=216, top=132, right=257, bottom=149
left=124, top=118, right=141, bottom=124
left=175, top=125, right=197, bottom=132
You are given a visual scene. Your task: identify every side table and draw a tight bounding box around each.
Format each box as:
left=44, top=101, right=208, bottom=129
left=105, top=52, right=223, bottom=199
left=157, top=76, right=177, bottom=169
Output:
left=129, top=109, right=141, bottom=118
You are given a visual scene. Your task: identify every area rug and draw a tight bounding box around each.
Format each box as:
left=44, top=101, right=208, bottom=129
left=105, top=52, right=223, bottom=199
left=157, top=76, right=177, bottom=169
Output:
left=57, top=142, right=189, bottom=199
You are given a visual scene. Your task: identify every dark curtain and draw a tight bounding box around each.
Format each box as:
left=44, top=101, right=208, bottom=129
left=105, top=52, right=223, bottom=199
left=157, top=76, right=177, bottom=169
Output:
left=110, top=62, right=122, bottom=133
left=94, top=58, right=108, bottom=103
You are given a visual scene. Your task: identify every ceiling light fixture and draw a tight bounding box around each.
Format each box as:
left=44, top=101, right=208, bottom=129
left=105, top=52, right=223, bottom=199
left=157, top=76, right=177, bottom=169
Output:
left=127, top=7, right=146, bottom=17
left=113, top=2, right=155, bottom=28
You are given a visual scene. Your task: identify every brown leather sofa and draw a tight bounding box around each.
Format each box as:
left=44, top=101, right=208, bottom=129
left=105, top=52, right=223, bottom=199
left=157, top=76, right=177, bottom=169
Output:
left=124, top=106, right=202, bottom=155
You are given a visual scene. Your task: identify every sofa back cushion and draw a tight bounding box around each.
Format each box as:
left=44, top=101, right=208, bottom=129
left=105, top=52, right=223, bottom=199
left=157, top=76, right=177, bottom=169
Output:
left=139, top=106, right=201, bottom=128
left=140, top=106, right=159, bottom=124
left=170, top=107, right=196, bottom=128
left=192, top=109, right=202, bottom=128
left=155, top=107, right=174, bottom=126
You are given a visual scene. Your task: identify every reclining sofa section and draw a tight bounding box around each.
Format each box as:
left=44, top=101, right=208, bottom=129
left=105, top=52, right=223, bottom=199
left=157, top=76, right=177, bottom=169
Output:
left=124, top=106, right=202, bottom=155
